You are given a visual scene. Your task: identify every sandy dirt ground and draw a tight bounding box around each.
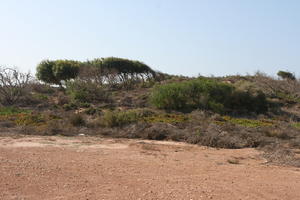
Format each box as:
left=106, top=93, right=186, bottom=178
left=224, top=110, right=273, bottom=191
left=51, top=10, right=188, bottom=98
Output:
left=0, top=135, right=299, bottom=200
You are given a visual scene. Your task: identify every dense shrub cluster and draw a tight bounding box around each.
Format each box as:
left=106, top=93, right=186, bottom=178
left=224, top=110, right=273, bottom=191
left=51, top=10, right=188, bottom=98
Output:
left=66, top=80, right=110, bottom=103
left=69, top=114, right=85, bottom=126
left=101, top=109, right=154, bottom=127
left=150, top=78, right=268, bottom=114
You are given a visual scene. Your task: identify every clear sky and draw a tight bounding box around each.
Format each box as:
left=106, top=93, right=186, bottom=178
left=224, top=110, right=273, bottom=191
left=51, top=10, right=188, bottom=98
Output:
left=0, top=0, right=299, bottom=77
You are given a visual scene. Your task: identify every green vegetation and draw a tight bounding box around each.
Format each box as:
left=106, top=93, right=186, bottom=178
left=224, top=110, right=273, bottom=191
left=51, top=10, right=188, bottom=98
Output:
left=150, top=78, right=268, bottom=114
left=101, top=109, right=189, bottom=127
left=15, top=113, right=45, bottom=126
left=69, top=114, right=85, bottom=127
left=36, top=60, right=80, bottom=86
left=0, top=107, right=29, bottom=115
left=277, top=70, right=296, bottom=81
left=216, top=116, right=274, bottom=128
left=101, top=110, right=141, bottom=127
left=144, top=114, right=189, bottom=124
left=292, top=123, right=300, bottom=129
left=36, top=57, right=157, bottom=88
left=276, top=92, right=300, bottom=103
left=66, top=80, right=110, bottom=103
left=101, top=109, right=154, bottom=127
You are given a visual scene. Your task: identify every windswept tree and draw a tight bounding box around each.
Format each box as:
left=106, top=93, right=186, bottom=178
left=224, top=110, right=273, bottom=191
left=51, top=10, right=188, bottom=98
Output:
left=277, top=70, right=296, bottom=81
left=77, top=57, right=156, bottom=88
left=37, top=57, right=156, bottom=88
left=36, top=60, right=57, bottom=85
left=100, top=57, right=156, bottom=87
left=36, top=60, right=80, bottom=87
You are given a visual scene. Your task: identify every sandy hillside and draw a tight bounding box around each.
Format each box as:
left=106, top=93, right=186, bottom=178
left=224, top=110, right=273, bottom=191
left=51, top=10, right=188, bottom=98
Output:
left=0, top=135, right=299, bottom=200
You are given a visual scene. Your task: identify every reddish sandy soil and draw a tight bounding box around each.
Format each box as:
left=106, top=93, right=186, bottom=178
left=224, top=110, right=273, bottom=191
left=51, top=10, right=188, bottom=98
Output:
left=0, top=135, right=299, bottom=200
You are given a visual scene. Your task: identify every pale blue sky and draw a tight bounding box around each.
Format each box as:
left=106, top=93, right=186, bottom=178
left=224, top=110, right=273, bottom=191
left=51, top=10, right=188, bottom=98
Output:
left=0, top=0, right=299, bottom=77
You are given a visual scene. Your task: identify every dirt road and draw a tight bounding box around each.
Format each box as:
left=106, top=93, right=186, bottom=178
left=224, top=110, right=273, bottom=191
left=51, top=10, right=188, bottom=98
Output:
left=0, top=135, right=299, bottom=200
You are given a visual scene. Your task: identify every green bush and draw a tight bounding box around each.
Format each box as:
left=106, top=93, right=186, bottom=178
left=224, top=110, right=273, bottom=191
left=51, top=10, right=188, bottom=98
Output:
left=15, top=113, right=45, bottom=126
left=149, top=82, right=187, bottom=110
left=292, top=123, right=300, bottom=129
left=101, top=109, right=154, bottom=127
left=66, top=80, right=110, bottom=103
left=63, top=102, right=78, bottom=111
left=144, top=113, right=189, bottom=124
left=102, top=110, right=139, bottom=127
left=215, top=116, right=274, bottom=128
left=150, top=78, right=268, bottom=114
left=150, top=78, right=232, bottom=112
left=226, top=90, right=268, bottom=113
left=0, top=107, right=29, bottom=115
left=69, top=114, right=85, bottom=126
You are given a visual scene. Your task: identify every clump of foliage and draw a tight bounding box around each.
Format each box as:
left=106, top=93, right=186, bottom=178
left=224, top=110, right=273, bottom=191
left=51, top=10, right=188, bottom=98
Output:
left=292, top=123, right=300, bottom=129
left=263, top=128, right=290, bottom=139
left=277, top=70, right=296, bottom=81
left=32, top=93, right=49, bottom=101
left=69, top=114, right=85, bottom=126
left=101, top=109, right=155, bottom=127
left=63, top=102, right=78, bottom=111
left=36, top=60, right=80, bottom=87
left=15, top=113, right=45, bottom=126
left=215, top=116, right=274, bottom=128
left=0, top=107, right=29, bottom=115
left=150, top=78, right=268, bottom=114
left=66, top=80, right=110, bottom=103
left=144, top=114, right=189, bottom=124
left=102, top=110, right=140, bottom=127
left=0, top=107, right=45, bottom=126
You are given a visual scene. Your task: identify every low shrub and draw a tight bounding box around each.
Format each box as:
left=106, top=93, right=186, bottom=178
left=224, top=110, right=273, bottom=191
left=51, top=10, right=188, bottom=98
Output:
left=144, top=114, right=189, bottom=124
left=292, top=122, right=300, bottom=129
left=216, top=116, right=274, bottom=128
left=194, top=123, right=267, bottom=148
left=15, top=113, right=45, bottom=126
left=84, top=107, right=98, bottom=115
left=101, top=110, right=140, bottom=127
left=101, top=109, right=155, bottom=127
left=32, top=93, right=49, bottom=101
left=226, top=90, right=268, bottom=113
left=0, top=107, right=29, bottom=115
left=30, top=83, right=55, bottom=94
left=66, top=80, right=110, bottom=103
left=63, top=102, right=78, bottom=111
left=263, top=128, right=290, bottom=139
left=261, top=144, right=300, bottom=167
left=150, top=78, right=268, bottom=114
left=69, top=114, right=85, bottom=126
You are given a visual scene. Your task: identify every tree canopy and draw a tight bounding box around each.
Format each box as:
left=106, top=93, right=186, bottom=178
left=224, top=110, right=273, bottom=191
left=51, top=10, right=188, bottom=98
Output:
left=36, top=60, right=80, bottom=85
